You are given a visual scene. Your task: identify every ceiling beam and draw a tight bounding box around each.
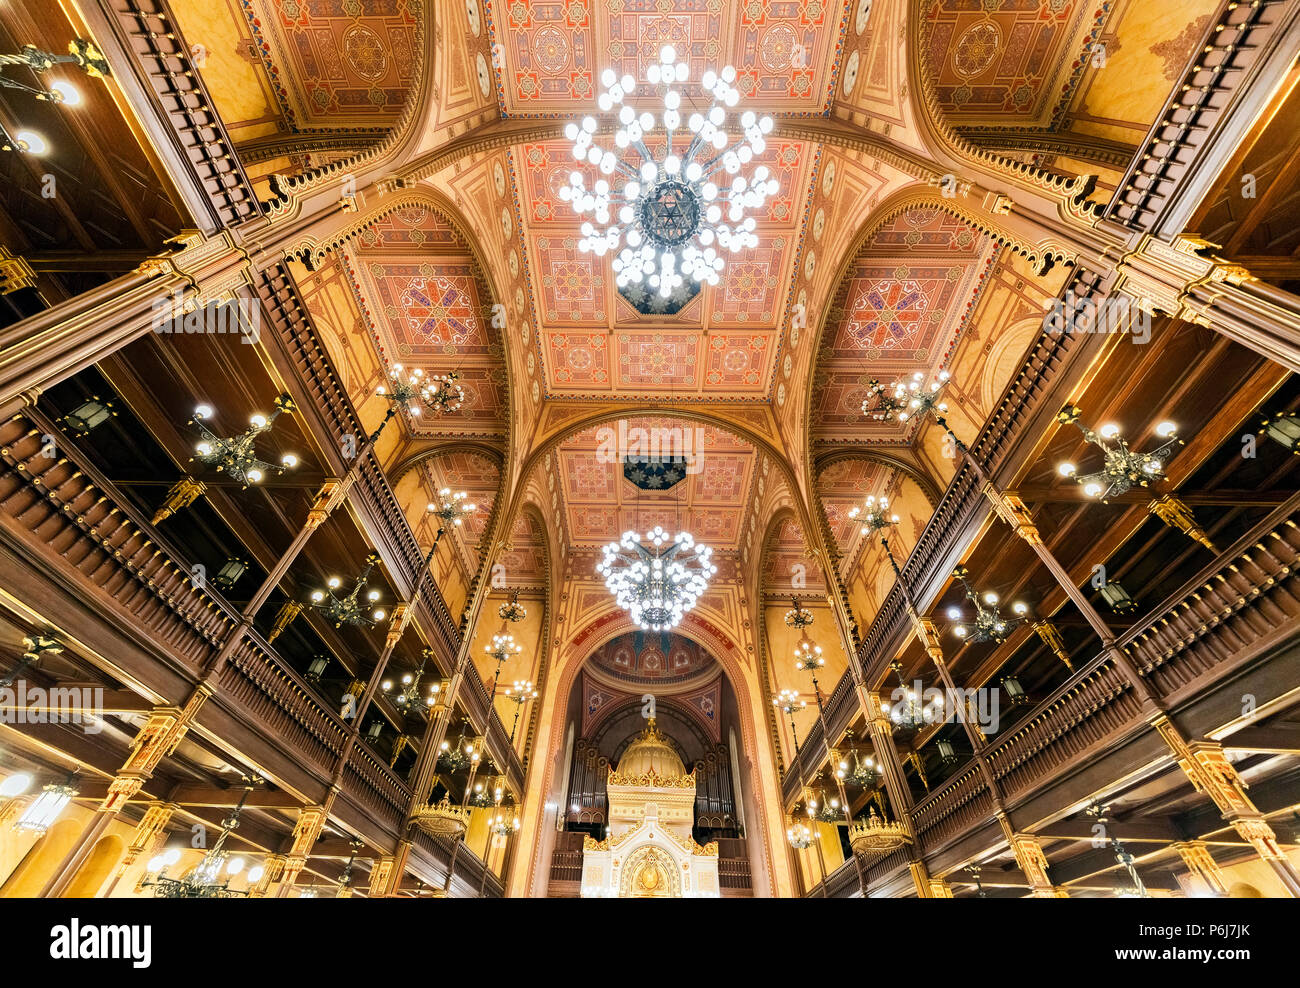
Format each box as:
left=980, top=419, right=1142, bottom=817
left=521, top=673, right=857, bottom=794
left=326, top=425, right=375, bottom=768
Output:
left=1222, top=725, right=1300, bottom=756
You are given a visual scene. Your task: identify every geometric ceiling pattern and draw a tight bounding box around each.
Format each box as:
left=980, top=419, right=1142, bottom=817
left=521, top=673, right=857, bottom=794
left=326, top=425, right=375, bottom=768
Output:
left=551, top=418, right=757, bottom=552
left=351, top=204, right=508, bottom=438
left=482, top=0, right=852, bottom=117
left=811, top=206, right=995, bottom=443
left=584, top=630, right=718, bottom=687
left=921, top=0, right=1110, bottom=127
left=516, top=137, right=816, bottom=401
left=240, top=0, right=419, bottom=130
left=761, top=514, right=826, bottom=598
left=499, top=510, right=548, bottom=588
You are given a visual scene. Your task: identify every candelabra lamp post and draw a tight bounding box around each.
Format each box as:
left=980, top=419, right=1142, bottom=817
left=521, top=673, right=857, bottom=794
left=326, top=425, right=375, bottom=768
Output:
left=0, top=39, right=109, bottom=154
left=1086, top=803, right=1148, bottom=898
left=881, top=660, right=944, bottom=732
left=335, top=839, right=363, bottom=898
left=433, top=736, right=491, bottom=897
left=849, top=492, right=982, bottom=743
left=773, top=688, right=807, bottom=756
left=476, top=777, right=520, bottom=897
left=503, top=680, right=538, bottom=745
left=321, top=490, right=477, bottom=849
left=1056, top=405, right=1212, bottom=550
left=484, top=629, right=524, bottom=704
left=380, top=649, right=444, bottom=716
left=944, top=566, right=1028, bottom=645
left=190, top=394, right=299, bottom=488
left=421, top=371, right=466, bottom=415
left=144, top=779, right=260, bottom=897
left=862, top=370, right=956, bottom=439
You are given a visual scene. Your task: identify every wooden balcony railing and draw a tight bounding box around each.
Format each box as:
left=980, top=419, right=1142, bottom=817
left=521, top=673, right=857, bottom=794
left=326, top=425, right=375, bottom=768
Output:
left=0, top=412, right=233, bottom=673
left=834, top=494, right=1300, bottom=890
left=1106, top=0, right=1296, bottom=235
left=785, top=296, right=1107, bottom=800
left=84, top=0, right=262, bottom=231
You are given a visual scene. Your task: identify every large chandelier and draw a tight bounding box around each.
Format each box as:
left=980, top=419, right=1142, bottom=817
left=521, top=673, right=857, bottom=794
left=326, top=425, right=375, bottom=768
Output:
left=596, top=527, right=716, bottom=631
left=1056, top=405, right=1180, bottom=501
left=190, top=394, right=299, bottom=487
left=560, top=45, right=778, bottom=297
left=144, top=781, right=258, bottom=898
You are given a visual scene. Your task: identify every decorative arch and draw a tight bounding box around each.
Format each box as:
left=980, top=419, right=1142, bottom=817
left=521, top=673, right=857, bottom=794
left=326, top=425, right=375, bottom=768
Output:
left=517, top=573, right=782, bottom=899
left=619, top=845, right=683, bottom=897
left=796, top=183, right=1071, bottom=526
left=262, top=0, right=439, bottom=215
left=900, top=0, right=1105, bottom=217
left=813, top=446, right=943, bottom=509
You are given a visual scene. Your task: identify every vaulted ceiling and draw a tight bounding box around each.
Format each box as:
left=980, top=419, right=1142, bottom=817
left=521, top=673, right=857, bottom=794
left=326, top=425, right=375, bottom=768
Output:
left=546, top=417, right=757, bottom=553
left=26, top=0, right=1235, bottom=622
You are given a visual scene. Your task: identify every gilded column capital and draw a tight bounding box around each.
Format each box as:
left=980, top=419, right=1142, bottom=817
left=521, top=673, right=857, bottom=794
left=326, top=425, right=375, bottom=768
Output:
left=306, top=479, right=346, bottom=528
left=983, top=485, right=1043, bottom=545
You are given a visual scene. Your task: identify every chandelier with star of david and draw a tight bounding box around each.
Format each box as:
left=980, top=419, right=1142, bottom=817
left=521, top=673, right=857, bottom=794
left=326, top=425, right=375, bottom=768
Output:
left=560, top=45, right=779, bottom=299
left=596, top=526, right=717, bottom=632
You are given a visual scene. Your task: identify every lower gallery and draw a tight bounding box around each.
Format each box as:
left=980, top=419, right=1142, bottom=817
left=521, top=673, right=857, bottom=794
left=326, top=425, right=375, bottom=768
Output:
left=0, top=0, right=1297, bottom=906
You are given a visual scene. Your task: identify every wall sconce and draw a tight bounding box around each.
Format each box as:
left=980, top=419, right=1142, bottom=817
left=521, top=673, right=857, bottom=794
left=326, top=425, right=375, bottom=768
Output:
left=1098, top=581, right=1138, bottom=614
left=305, top=656, right=330, bottom=682
left=1002, top=675, right=1029, bottom=705
left=63, top=398, right=115, bottom=435
left=13, top=774, right=79, bottom=834
left=0, top=772, right=32, bottom=825
left=1260, top=411, right=1300, bottom=454
left=213, top=558, right=247, bottom=591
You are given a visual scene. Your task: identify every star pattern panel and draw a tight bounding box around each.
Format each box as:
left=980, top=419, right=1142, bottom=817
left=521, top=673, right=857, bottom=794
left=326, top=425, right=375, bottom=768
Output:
left=349, top=204, right=508, bottom=438
left=921, top=0, right=1112, bottom=128
left=553, top=417, right=757, bottom=551
left=443, top=149, right=549, bottom=420
left=586, top=630, right=718, bottom=686
left=239, top=0, right=419, bottom=130
left=484, top=0, right=852, bottom=116
left=811, top=206, right=995, bottom=443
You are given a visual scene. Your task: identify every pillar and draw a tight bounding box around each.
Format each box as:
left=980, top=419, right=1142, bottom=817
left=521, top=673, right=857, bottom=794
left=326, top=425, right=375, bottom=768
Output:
left=1153, top=729, right=1300, bottom=898
left=41, top=706, right=193, bottom=898
left=999, top=816, right=1068, bottom=898
left=1171, top=841, right=1229, bottom=897
left=277, top=805, right=327, bottom=897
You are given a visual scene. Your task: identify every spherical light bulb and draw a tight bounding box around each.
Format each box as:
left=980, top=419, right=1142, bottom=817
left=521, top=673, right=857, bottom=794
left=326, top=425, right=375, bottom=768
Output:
left=15, top=130, right=47, bottom=154
left=50, top=80, right=81, bottom=105
left=0, top=773, right=31, bottom=797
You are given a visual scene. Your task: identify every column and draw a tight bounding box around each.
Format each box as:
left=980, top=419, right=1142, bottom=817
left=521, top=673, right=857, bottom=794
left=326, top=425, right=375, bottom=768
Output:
left=928, top=877, right=955, bottom=898
left=108, top=801, right=175, bottom=897
left=367, top=856, right=395, bottom=898
left=1171, top=841, right=1229, bottom=897
left=860, top=686, right=929, bottom=897
left=41, top=706, right=195, bottom=897
left=250, top=855, right=286, bottom=898
left=999, top=816, right=1068, bottom=898
left=1154, top=730, right=1300, bottom=897
left=277, top=805, right=327, bottom=897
